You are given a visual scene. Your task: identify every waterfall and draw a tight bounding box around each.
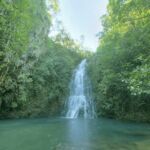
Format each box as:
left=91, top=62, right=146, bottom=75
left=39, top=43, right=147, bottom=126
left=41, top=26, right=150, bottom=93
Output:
left=66, top=59, right=96, bottom=118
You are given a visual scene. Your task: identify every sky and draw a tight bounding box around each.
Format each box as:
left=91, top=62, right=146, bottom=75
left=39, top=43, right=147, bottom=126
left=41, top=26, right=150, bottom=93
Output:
left=58, top=0, right=108, bottom=51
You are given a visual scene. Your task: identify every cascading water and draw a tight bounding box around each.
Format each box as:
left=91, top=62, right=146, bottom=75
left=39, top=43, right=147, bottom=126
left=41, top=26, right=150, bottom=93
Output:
left=66, top=59, right=96, bottom=118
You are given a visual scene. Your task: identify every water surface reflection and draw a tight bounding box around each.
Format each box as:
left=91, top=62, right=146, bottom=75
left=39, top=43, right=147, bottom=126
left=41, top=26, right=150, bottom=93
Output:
left=0, top=118, right=150, bottom=150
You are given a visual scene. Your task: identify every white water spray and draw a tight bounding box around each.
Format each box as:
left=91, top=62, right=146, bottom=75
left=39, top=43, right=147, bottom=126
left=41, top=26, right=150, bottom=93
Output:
left=66, top=59, right=96, bottom=118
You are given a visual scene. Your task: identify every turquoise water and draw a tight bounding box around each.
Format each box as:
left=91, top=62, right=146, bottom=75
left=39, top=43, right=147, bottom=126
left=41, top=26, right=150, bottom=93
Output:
left=0, top=117, right=150, bottom=150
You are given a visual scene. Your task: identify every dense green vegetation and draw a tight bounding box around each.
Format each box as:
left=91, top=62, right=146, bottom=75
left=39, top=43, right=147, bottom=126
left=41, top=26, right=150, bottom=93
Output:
left=0, top=0, right=149, bottom=122
left=88, top=0, right=150, bottom=122
left=0, top=0, right=83, bottom=118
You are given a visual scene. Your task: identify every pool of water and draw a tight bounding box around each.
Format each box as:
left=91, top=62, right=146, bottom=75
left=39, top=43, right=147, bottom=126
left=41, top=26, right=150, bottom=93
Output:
left=0, top=117, right=150, bottom=150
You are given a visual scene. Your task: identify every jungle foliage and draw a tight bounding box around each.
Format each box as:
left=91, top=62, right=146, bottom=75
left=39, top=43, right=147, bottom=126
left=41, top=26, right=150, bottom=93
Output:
left=0, top=0, right=150, bottom=122
left=88, top=0, right=150, bottom=122
left=0, top=0, right=83, bottom=118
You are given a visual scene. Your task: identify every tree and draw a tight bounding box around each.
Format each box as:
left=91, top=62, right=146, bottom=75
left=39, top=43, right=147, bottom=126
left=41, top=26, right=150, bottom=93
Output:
left=88, top=0, right=150, bottom=122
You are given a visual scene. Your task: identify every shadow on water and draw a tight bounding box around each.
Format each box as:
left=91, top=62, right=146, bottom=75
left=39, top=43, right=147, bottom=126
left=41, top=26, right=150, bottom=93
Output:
left=0, top=117, right=150, bottom=150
